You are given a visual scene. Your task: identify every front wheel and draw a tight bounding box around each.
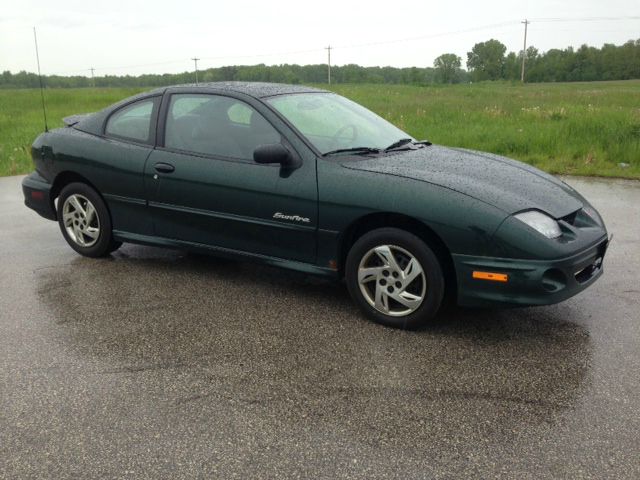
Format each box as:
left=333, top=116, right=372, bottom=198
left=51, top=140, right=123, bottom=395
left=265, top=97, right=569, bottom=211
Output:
left=345, top=228, right=445, bottom=329
left=57, top=182, right=120, bottom=257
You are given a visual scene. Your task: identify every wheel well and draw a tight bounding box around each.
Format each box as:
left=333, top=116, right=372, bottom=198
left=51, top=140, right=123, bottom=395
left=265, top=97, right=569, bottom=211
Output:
left=338, top=213, right=457, bottom=301
left=50, top=171, right=99, bottom=203
left=49, top=172, right=104, bottom=218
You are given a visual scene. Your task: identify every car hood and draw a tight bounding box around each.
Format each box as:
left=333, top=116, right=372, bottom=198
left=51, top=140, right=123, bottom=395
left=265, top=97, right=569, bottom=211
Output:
left=342, top=145, right=583, bottom=218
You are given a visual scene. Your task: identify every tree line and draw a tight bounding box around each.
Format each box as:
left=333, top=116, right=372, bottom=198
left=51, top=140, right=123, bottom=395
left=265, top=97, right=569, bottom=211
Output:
left=465, top=38, right=640, bottom=82
left=1, top=38, right=638, bottom=88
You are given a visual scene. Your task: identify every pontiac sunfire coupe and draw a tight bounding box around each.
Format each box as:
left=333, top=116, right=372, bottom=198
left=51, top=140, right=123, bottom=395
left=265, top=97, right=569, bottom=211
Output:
left=23, top=82, right=609, bottom=328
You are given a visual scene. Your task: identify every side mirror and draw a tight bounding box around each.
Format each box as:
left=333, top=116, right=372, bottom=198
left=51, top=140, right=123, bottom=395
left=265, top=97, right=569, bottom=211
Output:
left=253, top=144, right=301, bottom=169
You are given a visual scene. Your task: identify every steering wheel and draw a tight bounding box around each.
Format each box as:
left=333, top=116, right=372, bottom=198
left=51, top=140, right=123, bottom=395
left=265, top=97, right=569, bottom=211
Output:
left=331, top=124, right=358, bottom=146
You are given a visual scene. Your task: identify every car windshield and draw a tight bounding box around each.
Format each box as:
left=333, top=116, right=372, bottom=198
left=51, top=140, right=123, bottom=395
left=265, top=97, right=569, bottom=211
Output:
left=266, top=93, right=412, bottom=155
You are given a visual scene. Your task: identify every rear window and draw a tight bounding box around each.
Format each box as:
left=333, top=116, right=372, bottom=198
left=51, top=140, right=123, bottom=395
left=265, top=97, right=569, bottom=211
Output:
left=105, top=99, right=155, bottom=143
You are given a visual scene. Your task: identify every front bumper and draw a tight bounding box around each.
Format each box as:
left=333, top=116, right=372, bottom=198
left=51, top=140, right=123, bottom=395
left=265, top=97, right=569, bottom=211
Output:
left=22, top=172, right=56, bottom=221
left=453, top=235, right=609, bottom=307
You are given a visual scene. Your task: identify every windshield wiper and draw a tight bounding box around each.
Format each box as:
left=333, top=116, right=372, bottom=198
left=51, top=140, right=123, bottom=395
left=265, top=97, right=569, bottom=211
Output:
left=323, top=146, right=382, bottom=156
left=323, top=139, right=432, bottom=157
left=384, top=138, right=414, bottom=152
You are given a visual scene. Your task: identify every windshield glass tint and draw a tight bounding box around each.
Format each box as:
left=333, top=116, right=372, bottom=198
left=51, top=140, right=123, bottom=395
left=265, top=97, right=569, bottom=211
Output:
left=266, top=93, right=411, bottom=154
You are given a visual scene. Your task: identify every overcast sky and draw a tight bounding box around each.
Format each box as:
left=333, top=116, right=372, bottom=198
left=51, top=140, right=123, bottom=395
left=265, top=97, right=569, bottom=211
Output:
left=1, top=0, right=638, bottom=77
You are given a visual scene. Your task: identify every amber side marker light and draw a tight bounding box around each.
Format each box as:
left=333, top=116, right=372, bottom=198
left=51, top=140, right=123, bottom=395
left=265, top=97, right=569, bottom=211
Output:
left=472, top=271, right=509, bottom=282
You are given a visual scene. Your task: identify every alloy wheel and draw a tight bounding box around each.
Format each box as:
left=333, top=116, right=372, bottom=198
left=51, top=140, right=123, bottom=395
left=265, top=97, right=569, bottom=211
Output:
left=357, top=244, right=427, bottom=317
left=62, top=194, right=100, bottom=248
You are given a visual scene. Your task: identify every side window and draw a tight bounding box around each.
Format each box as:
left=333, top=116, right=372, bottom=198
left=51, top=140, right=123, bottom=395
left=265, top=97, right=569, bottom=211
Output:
left=164, top=94, right=281, bottom=160
left=227, top=103, right=252, bottom=125
left=105, top=99, right=155, bottom=143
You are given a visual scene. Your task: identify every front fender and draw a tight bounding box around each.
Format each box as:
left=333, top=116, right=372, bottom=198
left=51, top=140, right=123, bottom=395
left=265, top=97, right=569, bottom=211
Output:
left=317, top=159, right=508, bottom=262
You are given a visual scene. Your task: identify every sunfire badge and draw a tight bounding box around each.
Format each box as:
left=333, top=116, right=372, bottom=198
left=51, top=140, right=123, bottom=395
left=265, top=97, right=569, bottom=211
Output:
left=273, top=212, right=311, bottom=223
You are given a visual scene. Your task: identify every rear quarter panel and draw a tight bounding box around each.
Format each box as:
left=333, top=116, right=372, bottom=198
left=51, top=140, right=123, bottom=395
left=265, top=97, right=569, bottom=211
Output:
left=45, top=128, right=153, bottom=235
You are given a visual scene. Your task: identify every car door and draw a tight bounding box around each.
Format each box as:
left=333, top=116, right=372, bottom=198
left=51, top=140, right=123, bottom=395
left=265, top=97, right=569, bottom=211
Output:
left=144, top=92, right=317, bottom=264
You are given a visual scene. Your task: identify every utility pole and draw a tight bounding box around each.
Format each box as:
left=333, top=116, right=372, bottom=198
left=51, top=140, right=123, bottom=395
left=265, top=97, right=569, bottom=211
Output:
left=520, top=19, right=530, bottom=83
left=325, top=45, right=332, bottom=84
left=90, top=67, right=95, bottom=87
left=191, top=57, right=200, bottom=84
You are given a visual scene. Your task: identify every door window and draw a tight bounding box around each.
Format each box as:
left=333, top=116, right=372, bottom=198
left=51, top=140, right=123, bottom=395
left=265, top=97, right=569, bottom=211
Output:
left=164, top=94, right=281, bottom=160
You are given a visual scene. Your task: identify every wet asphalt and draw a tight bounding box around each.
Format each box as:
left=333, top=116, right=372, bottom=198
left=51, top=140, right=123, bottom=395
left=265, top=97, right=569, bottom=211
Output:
left=0, top=174, right=639, bottom=479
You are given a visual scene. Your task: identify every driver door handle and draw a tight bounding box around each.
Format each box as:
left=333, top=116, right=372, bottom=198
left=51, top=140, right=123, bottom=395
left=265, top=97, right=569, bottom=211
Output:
left=154, top=162, right=175, bottom=174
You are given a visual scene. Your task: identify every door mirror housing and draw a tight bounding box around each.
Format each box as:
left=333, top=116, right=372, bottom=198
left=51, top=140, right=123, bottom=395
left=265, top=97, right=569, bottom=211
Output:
left=253, top=144, right=301, bottom=169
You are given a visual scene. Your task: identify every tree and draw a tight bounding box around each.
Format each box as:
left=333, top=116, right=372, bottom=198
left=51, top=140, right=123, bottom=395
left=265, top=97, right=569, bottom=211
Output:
left=466, top=39, right=507, bottom=81
left=520, top=46, right=542, bottom=81
left=526, top=46, right=539, bottom=61
left=1, top=38, right=639, bottom=89
left=433, top=53, right=462, bottom=83
left=503, top=52, right=520, bottom=80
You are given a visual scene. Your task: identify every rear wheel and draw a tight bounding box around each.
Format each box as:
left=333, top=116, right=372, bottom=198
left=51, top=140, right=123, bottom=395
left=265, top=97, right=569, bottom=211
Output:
left=346, top=228, right=445, bottom=329
left=57, top=182, right=120, bottom=257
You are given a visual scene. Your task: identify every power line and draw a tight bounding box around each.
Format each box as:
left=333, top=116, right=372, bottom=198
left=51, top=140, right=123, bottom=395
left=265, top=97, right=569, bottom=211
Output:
left=51, top=47, right=322, bottom=75
left=41, top=15, right=640, bottom=76
left=48, top=23, right=518, bottom=75
left=332, top=20, right=520, bottom=51
left=53, top=58, right=189, bottom=75
left=42, top=20, right=522, bottom=75
left=199, top=47, right=321, bottom=62
left=330, top=15, right=639, bottom=51
left=531, top=16, right=640, bottom=23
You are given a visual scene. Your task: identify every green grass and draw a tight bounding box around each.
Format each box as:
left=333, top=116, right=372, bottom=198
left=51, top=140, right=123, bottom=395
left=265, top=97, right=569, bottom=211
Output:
left=1, top=81, right=639, bottom=178
left=0, top=88, right=145, bottom=176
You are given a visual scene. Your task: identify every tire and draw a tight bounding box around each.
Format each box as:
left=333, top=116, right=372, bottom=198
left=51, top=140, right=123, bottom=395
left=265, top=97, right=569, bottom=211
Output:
left=345, top=228, right=445, bottom=329
left=57, top=182, right=120, bottom=257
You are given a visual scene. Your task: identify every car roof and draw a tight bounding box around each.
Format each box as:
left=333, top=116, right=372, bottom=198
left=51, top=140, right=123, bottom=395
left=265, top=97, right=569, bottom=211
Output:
left=169, top=81, right=328, bottom=98
left=73, top=82, right=329, bottom=137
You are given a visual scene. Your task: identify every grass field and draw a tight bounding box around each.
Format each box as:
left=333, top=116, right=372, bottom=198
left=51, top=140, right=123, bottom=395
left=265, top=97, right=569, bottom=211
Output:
left=1, top=81, right=639, bottom=178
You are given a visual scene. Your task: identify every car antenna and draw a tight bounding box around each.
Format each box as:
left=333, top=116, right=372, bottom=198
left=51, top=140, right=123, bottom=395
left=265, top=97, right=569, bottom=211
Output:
left=33, top=26, right=48, bottom=133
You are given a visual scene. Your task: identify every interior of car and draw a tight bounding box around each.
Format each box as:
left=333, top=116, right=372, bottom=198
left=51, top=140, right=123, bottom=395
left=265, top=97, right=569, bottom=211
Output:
left=165, top=95, right=281, bottom=160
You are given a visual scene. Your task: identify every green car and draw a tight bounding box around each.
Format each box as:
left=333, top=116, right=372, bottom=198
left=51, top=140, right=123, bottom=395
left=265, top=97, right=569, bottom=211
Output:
left=22, top=82, right=609, bottom=328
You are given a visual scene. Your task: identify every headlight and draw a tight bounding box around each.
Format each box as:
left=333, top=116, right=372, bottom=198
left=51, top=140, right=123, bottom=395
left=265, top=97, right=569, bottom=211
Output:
left=514, top=210, right=562, bottom=239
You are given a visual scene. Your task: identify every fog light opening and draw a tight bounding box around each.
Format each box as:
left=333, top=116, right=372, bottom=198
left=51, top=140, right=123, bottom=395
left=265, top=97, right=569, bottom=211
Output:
left=542, top=268, right=567, bottom=292
left=575, top=257, right=602, bottom=284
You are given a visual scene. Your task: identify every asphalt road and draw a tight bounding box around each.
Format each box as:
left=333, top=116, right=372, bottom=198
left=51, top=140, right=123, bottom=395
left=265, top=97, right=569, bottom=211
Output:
left=1, top=174, right=639, bottom=479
